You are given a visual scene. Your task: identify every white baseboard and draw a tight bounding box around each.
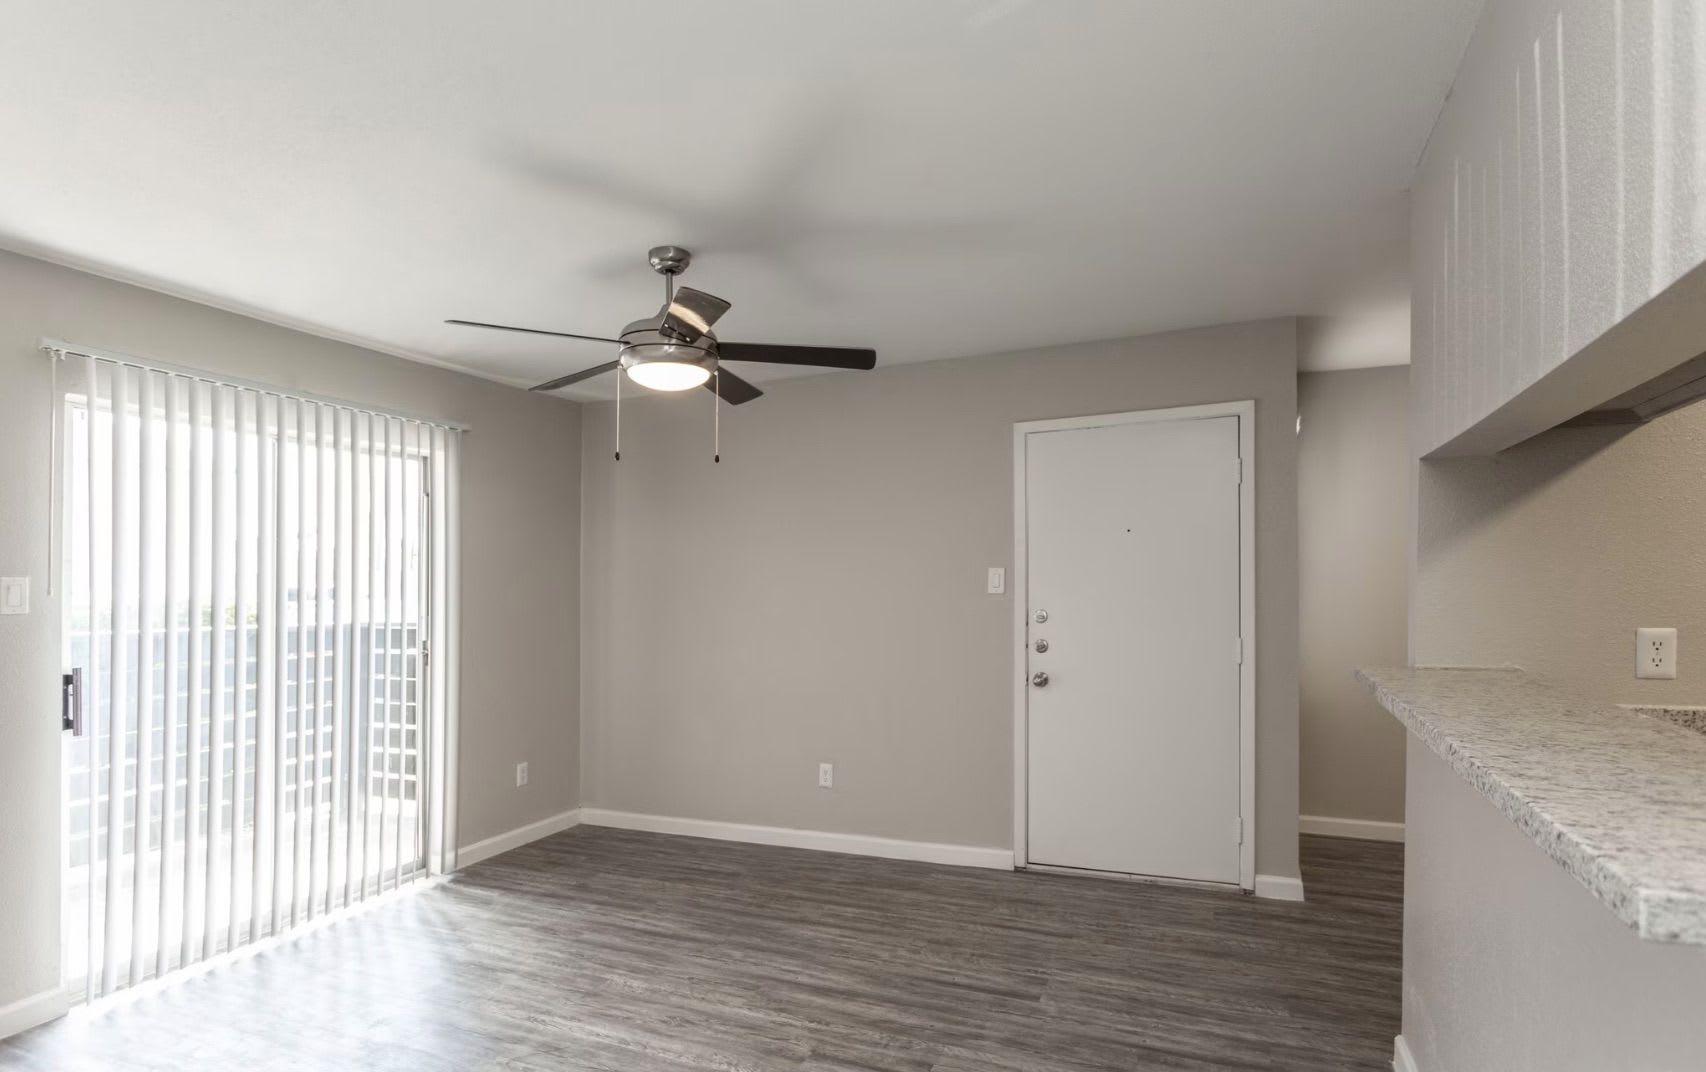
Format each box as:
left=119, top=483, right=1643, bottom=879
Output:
left=1392, top=1034, right=1418, bottom=1072
left=1253, top=873, right=1307, bottom=902
left=0, top=985, right=71, bottom=1043
left=456, top=808, right=582, bottom=869
left=578, top=808, right=1015, bottom=871
left=1300, top=814, right=1406, bottom=843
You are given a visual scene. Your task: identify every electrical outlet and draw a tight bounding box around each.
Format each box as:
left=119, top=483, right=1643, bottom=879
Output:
left=515, top=761, right=529, bottom=787
left=1636, top=628, right=1678, bottom=679
left=818, top=762, right=834, bottom=789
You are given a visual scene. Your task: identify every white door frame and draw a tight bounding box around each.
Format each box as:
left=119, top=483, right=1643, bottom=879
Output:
left=1012, top=400, right=1256, bottom=891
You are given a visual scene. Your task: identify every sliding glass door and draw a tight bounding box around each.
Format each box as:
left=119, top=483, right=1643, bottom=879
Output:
left=57, top=349, right=461, bottom=1000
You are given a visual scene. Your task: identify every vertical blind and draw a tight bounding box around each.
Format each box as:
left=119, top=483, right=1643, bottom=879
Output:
left=54, top=345, right=462, bottom=1001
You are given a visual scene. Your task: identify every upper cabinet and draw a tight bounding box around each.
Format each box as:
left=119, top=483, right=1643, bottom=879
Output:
left=1413, top=0, right=1706, bottom=456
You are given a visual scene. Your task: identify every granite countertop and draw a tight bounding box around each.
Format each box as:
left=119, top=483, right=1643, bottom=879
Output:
left=1623, top=704, right=1706, bottom=734
left=1357, top=666, right=1706, bottom=945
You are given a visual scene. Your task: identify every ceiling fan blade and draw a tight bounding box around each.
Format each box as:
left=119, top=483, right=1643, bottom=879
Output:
left=529, top=361, right=621, bottom=392
left=708, top=367, right=764, bottom=405
left=447, top=319, right=623, bottom=345
left=660, top=287, right=732, bottom=343
left=715, top=341, right=876, bottom=370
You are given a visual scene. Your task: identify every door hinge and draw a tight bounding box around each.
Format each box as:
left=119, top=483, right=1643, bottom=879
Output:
left=1233, top=636, right=1244, bottom=665
left=1233, top=457, right=1243, bottom=485
left=1234, top=816, right=1244, bottom=845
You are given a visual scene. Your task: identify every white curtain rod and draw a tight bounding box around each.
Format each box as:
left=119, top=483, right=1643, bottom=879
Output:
left=40, top=337, right=473, bottom=432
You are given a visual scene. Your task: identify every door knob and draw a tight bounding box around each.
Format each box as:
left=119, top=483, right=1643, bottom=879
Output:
left=1034, top=639, right=1049, bottom=653
left=1031, top=671, right=1050, bottom=687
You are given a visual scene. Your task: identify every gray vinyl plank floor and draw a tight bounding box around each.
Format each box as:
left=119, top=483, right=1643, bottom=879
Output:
left=0, top=830, right=1404, bottom=1071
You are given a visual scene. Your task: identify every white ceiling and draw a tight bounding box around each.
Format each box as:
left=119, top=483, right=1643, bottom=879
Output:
left=0, top=1, right=1480, bottom=398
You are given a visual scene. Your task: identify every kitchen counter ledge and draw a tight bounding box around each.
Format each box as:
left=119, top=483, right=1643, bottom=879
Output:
left=1357, top=666, right=1706, bottom=944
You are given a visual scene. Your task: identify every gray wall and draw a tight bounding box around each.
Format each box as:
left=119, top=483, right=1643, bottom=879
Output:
left=1297, top=369, right=1409, bottom=825
left=1404, top=385, right=1706, bottom=1070
left=1415, top=404, right=1706, bottom=703
left=1401, top=739, right=1706, bottom=1070
left=1404, top=77, right=1706, bottom=1058
left=580, top=318, right=1301, bottom=879
left=0, top=248, right=581, bottom=1009
left=1400, top=8, right=1706, bottom=1055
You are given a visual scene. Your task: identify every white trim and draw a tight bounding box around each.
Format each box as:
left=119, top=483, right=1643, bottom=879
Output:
left=456, top=808, right=582, bottom=869
left=579, top=809, right=1015, bottom=871
left=1253, top=874, right=1306, bottom=902
left=1300, top=815, right=1406, bottom=842
left=1392, top=1034, right=1419, bottom=1072
left=0, top=986, right=72, bottom=1042
left=1011, top=400, right=1258, bottom=891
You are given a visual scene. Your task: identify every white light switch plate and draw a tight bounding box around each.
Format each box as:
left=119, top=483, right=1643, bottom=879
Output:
left=0, top=577, right=28, bottom=615
left=1637, top=627, right=1678, bottom=679
left=986, top=567, right=1005, bottom=595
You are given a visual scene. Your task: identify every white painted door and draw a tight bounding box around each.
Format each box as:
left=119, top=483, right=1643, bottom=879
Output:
left=1024, top=413, right=1242, bottom=884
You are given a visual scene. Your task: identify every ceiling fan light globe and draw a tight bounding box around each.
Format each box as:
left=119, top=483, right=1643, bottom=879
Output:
left=625, top=360, right=712, bottom=391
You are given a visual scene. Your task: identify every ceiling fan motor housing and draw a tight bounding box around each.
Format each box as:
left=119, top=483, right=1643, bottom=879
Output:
left=618, top=315, right=718, bottom=380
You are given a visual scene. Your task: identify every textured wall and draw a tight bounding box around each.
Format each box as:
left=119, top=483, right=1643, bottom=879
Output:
left=580, top=319, right=1300, bottom=879
left=1411, top=0, right=1706, bottom=455
left=1298, top=369, right=1409, bottom=824
left=0, top=249, right=581, bottom=1010
left=1401, top=740, right=1706, bottom=1070
left=1401, top=6, right=1706, bottom=1064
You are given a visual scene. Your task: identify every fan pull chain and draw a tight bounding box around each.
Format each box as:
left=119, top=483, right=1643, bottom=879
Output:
left=614, top=368, right=622, bottom=461
left=713, top=369, right=720, bottom=464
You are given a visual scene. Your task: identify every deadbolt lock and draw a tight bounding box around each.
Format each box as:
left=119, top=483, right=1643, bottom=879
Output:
left=1033, top=609, right=1048, bottom=623
left=1031, top=672, right=1050, bottom=687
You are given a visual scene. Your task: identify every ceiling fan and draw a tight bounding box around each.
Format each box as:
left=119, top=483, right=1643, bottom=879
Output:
left=447, top=245, right=877, bottom=409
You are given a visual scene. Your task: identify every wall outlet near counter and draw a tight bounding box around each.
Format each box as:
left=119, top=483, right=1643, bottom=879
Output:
left=1636, top=628, right=1677, bottom=679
